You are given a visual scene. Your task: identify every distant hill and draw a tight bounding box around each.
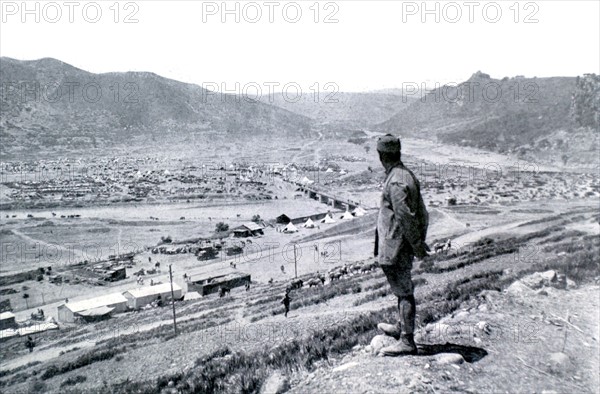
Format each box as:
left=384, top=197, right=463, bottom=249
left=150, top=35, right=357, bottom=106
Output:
left=0, top=57, right=313, bottom=159
left=262, top=91, right=415, bottom=128
left=376, top=72, right=599, bottom=167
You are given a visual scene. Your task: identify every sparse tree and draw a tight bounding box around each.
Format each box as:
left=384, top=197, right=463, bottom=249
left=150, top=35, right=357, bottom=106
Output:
left=215, top=222, right=229, bottom=232
left=251, top=214, right=261, bottom=223
left=364, top=146, right=371, bottom=154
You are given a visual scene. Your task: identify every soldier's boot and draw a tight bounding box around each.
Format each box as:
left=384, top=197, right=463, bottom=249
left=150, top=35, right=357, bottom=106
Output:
left=377, top=322, right=402, bottom=340
left=380, top=334, right=417, bottom=356
left=380, top=295, right=418, bottom=356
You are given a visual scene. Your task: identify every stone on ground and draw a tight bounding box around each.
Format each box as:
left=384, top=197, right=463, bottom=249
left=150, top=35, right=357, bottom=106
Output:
left=369, top=335, right=397, bottom=355
left=261, top=371, right=290, bottom=394
left=434, top=353, right=465, bottom=365
left=546, top=352, right=572, bottom=375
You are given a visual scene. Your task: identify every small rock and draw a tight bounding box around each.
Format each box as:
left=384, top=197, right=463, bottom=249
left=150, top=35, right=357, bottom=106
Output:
left=454, top=311, right=470, bottom=320
left=506, top=280, right=534, bottom=296
left=332, top=362, right=359, bottom=372
left=540, top=270, right=557, bottom=282
left=566, top=278, right=576, bottom=289
left=434, top=353, right=465, bottom=365
left=352, top=344, right=363, bottom=351
left=369, top=335, right=397, bottom=354
left=536, top=288, right=548, bottom=296
left=261, top=371, right=290, bottom=394
left=546, top=352, right=571, bottom=374
left=167, top=381, right=175, bottom=387
left=476, top=321, right=490, bottom=332
left=477, top=303, right=488, bottom=312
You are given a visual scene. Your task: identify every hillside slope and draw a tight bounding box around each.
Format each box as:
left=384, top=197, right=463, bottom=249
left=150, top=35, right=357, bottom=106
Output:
left=262, top=91, right=415, bottom=128
left=0, top=57, right=314, bottom=158
left=376, top=72, right=599, bottom=167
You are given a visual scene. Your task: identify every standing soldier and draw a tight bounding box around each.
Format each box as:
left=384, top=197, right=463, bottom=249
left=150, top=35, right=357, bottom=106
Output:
left=25, top=336, right=35, bottom=353
left=374, top=134, right=429, bottom=356
left=281, top=291, right=291, bottom=318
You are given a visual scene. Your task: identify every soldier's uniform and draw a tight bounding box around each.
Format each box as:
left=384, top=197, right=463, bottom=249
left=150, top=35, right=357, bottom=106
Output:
left=374, top=134, right=429, bottom=356
left=377, top=163, right=429, bottom=297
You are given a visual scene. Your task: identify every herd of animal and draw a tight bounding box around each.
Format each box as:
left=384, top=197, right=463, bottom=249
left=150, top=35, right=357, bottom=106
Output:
left=282, top=260, right=380, bottom=292
left=433, top=239, right=452, bottom=254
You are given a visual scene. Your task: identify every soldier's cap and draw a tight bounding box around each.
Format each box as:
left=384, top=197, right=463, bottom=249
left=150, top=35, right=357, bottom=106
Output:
left=377, top=134, right=401, bottom=153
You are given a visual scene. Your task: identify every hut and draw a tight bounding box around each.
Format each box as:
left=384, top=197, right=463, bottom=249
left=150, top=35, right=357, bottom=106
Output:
left=276, top=214, right=291, bottom=224
left=187, top=270, right=251, bottom=296
left=57, top=293, right=128, bottom=323
left=123, top=283, right=182, bottom=309
left=0, top=311, right=17, bottom=330
left=232, top=222, right=264, bottom=238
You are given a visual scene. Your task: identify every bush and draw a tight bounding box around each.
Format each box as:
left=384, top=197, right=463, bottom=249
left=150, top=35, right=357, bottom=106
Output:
left=215, top=222, right=229, bottom=232
left=61, top=375, right=87, bottom=387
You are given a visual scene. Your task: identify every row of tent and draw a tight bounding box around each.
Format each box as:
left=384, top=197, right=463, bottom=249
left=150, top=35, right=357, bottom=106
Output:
left=282, top=206, right=367, bottom=233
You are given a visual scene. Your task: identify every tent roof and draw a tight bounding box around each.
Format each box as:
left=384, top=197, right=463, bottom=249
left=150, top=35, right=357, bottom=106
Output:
left=63, top=293, right=128, bottom=313
left=283, top=222, right=298, bottom=232
left=303, top=218, right=315, bottom=227
left=352, top=206, right=367, bottom=216
left=125, top=283, right=182, bottom=298
left=341, top=211, right=354, bottom=220
left=76, top=306, right=115, bottom=317
left=0, top=311, right=15, bottom=320
left=321, top=214, right=336, bottom=223
left=233, top=222, right=263, bottom=232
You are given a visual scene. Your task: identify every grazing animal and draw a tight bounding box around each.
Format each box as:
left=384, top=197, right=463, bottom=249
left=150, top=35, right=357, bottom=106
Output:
left=289, top=279, right=303, bottom=290
left=433, top=242, right=445, bottom=254
left=219, top=286, right=231, bottom=297
left=444, top=239, right=452, bottom=252
left=328, top=270, right=342, bottom=281
left=306, top=278, right=322, bottom=287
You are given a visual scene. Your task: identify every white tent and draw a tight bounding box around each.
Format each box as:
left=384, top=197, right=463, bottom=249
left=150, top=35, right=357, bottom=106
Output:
left=352, top=206, right=367, bottom=217
left=283, top=222, right=299, bottom=233
left=325, top=168, right=334, bottom=173
left=303, top=218, right=315, bottom=228
left=339, top=170, right=347, bottom=175
left=341, top=211, right=354, bottom=220
left=300, top=176, right=314, bottom=185
left=321, top=214, right=336, bottom=224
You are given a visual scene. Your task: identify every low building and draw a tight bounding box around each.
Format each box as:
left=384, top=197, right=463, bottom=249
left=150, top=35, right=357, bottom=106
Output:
left=57, top=293, right=128, bottom=323
left=232, top=222, right=264, bottom=237
left=187, top=270, right=251, bottom=296
left=0, top=311, right=17, bottom=330
left=123, top=283, right=182, bottom=309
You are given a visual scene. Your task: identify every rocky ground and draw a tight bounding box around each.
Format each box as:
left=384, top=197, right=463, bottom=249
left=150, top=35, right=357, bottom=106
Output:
left=283, top=273, right=599, bottom=394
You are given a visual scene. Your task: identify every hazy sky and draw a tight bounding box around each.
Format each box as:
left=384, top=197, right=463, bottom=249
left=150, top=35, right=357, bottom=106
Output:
left=1, top=0, right=598, bottom=92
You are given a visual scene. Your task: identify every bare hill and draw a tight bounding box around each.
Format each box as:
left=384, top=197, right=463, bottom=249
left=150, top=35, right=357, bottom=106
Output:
left=0, top=57, right=314, bottom=159
left=376, top=72, right=599, bottom=167
left=262, top=91, right=416, bottom=128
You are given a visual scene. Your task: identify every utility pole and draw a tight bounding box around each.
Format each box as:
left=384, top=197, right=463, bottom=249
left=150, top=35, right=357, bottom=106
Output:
left=168, top=264, right=178, bottom=335
left=293, top=243, right=298, bottom=278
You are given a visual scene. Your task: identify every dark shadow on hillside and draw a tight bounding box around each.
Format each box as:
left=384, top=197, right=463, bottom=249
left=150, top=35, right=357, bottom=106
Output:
left=416, top=342, right=488, bottom=363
